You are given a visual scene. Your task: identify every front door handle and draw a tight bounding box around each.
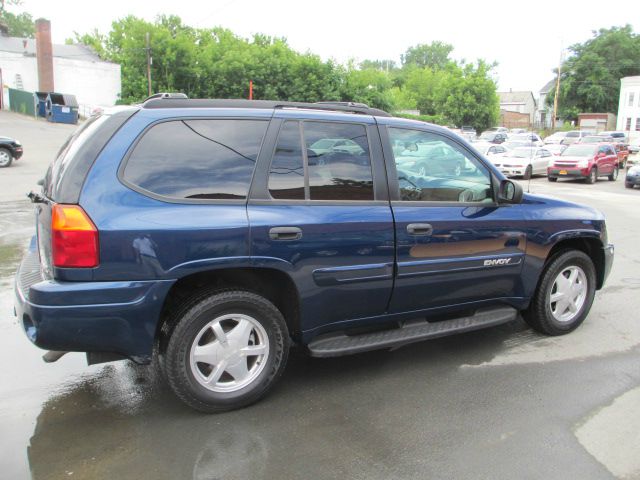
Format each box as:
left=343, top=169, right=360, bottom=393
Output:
left=406, top=223, right=433, bottom=236
left=269, top=226, right=303, bottom=241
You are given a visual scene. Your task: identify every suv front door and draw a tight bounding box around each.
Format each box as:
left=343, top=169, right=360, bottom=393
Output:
left=380, top=124, right=528, bottom=314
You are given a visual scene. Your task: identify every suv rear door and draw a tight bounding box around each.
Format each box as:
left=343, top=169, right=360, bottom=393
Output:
left=247, top=111, right=394, bottom=336
left=379, top=123, right=527, bottom=314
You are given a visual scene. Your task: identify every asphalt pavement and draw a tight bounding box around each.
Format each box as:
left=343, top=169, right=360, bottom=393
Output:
left=0, top=110, right=639, bottom=480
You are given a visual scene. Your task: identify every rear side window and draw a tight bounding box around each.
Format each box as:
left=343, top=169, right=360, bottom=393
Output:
left=123, top=119, right=267, bottom=200
left=267, top=120, right=374, bottom=201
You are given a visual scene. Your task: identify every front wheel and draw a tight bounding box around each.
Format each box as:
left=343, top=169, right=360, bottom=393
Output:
left=608, top=167, right=618, bottom=181
left=586, top=167, right=597, bottom=184
left=0, top=148, right=13, bottom=168
left=626, top=182, right=634, bottom=189
left=523, top=250, right=596, bottom=335
left=522, top=165, right=532, bottom=180
left=163, top=289, right=290, bottom=413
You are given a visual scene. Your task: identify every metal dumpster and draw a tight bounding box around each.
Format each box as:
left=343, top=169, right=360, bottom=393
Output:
left=34, top=92, right=48, bottom=117
left=45, top=93, right=79, bottom=124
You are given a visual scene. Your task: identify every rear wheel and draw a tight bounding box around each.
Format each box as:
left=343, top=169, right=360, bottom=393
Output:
left=523, top=250, right=596, bottom=335
left=0, top=148, right=12, bottom=168
left=163, top=289, right=289, bottom=413
left=548, top=176, right=558, bottom=182
left=586, top=167, right=597, bottom=184
left=608, top=167, right=618, bottom=181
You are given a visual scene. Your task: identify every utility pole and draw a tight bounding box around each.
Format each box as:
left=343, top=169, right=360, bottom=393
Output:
left=552, top=47, right=563, bottom=130
left=146, top=32, right=152, bottom=97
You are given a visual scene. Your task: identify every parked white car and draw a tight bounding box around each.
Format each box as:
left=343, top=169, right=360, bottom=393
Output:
left=561, top=131, right=590, bottom=145
left=544, top=131, right=568, bottom=144
left=544, top=144, right=568, bottom=156
left=509, top=133, right=543, bottom=147
left=489, top=146, right=552, bottom=179
left=472, top=142, right=509, bottom=157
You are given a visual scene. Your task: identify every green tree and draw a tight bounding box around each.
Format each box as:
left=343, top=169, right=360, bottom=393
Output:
left=402, top=60, right=498, bottom=131
left=547, top=25, right=640, bottom=120
left=401, top=41, right=454, bottom=70
left=340, top=66, right=395, bottom=111
left=0, top=0, right=34, bottom=37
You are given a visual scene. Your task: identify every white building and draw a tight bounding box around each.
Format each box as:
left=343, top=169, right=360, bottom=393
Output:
left=617, top=76, right=640, bottom=142
left=536, top=79, right=555, bottom=129
left=498, top=91, right=537, bottom=125
left=0, top=22, right=120, bottom=114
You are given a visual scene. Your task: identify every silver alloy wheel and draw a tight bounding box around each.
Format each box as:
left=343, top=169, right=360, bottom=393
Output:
left=549, top=266, right=588, bottom=323
left=189, top=313, right=270, bottom=393
left=0, top=150, right=11, bottom=167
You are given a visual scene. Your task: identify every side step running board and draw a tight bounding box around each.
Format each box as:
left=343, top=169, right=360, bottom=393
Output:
left=308, top=306, right=518, bottom=357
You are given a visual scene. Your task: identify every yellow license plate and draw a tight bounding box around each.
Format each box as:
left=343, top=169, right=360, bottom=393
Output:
left=559, top=170, right=567, bottom=175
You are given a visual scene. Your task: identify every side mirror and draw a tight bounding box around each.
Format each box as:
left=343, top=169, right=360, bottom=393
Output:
left=498, top=179, right=523, bottom=204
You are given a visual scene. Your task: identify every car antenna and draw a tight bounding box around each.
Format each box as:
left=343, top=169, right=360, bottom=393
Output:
left=527, top=139, right=534, bottom=194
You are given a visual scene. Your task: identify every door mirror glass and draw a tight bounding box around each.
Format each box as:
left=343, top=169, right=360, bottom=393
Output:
left=498, top=179, right=523, bottom=204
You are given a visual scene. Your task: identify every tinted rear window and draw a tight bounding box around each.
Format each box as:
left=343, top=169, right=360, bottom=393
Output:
left=123, top=119, right=267, bottom=200
left=267, top=120, right=374, bottom=201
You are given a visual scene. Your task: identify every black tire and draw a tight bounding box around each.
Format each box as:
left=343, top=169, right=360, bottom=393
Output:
left=523, top=250, right=596, bottom=336
left=163, top=289, right=289, bottom=413
left=523, top=165, right=532, bottom=180
left=585, top=167, right=597, bottom=184
left=0, top=147, right=13, bottom=168
left=608, top=167, right=618, bottom=181
left=548, top=177, right=558, bottom=182
left=626, top=182, right=634, bottom=189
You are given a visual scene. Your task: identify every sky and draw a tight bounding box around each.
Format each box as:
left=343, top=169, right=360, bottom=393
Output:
left=11, top=0, right=640, bottom=94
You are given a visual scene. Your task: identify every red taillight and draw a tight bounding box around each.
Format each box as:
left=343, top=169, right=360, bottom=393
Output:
left=51, top=204, right=99, bottom=268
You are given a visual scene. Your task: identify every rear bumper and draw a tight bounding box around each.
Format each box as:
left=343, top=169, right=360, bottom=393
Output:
left=14, top=248, right=174, bottom=363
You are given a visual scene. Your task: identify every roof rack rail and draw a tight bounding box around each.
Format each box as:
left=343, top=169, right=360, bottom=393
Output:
left=141, top=98, right=391, bottom=117
left=143, top=92, right=189, bottom=102
left=315, top=101, right=370, bottom=109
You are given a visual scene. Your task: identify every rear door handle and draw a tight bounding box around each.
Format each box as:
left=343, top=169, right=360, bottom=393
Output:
left=269, top=226, right=303, bottom=241
left=406, top=223, right=433, bottom=236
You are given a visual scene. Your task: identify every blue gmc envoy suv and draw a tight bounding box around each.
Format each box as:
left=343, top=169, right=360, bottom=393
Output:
left=15, top=98, right=614, bottom=412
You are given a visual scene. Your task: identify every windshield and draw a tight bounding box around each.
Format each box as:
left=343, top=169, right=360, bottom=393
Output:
left=562, top=145, right=597, bottom=156
left=566, top=131, right=581, bottom=138
left=512, top=147, right=536, bottom=158
left=581, top=137, right=602, bottom=143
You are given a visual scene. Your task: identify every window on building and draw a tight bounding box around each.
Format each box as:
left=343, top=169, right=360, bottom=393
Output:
left=636, top=118, right=640, bottom=132
left=124, top=119, right=267, bottom=200
left=626, top=118, right=633, bottom=131
left=629, top=92, right=635, bottom=107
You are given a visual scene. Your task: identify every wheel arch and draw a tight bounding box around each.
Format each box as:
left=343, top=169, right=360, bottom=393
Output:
left=156, top=267, right=302, bottom=355
left=546, top=235, right=606, bottom=289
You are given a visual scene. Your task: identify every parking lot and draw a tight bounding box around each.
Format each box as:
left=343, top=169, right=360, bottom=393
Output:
left=1, top=110, right=639, bottom=480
